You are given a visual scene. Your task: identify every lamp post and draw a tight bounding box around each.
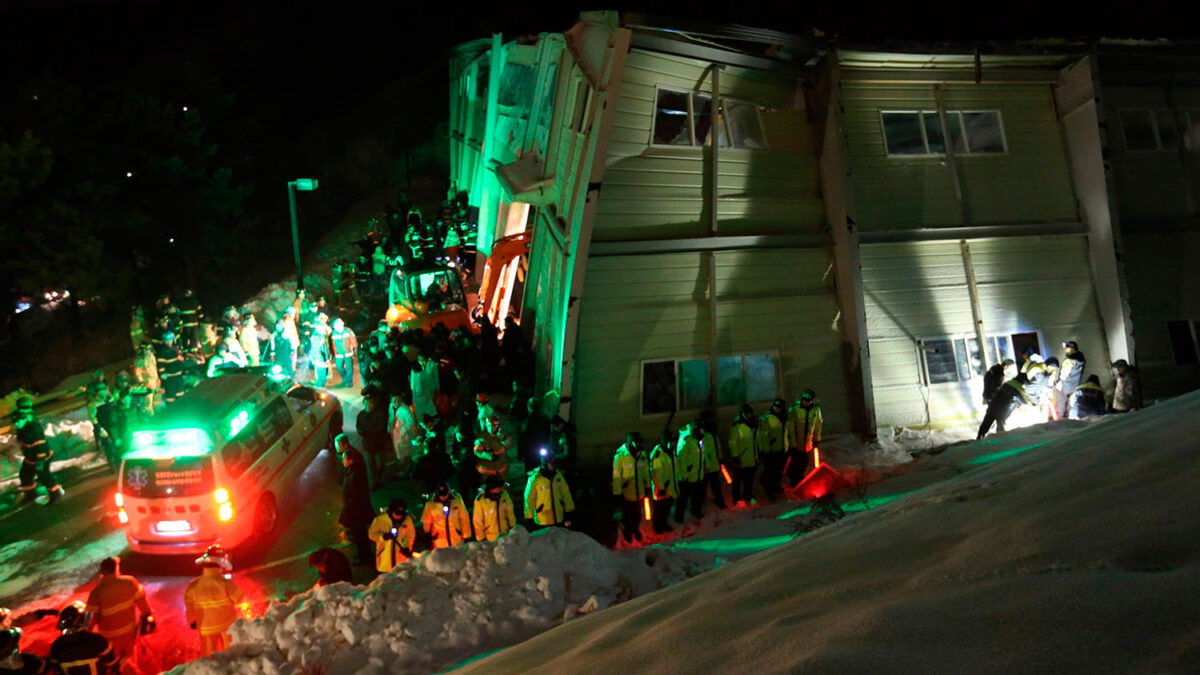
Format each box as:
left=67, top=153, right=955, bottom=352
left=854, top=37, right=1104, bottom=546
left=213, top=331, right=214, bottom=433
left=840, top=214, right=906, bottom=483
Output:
left=287, top=178, right=318, bottom=291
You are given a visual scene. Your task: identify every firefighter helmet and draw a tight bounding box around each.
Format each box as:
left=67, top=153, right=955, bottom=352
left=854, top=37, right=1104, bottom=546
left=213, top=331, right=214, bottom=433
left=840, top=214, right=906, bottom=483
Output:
left=0, top=628, right=19, bottom=656
left=57, top=601, right=89, bottom=634
left=195, top=544, right=232, bottom=572
left=14, top=396, right=33, bottom=413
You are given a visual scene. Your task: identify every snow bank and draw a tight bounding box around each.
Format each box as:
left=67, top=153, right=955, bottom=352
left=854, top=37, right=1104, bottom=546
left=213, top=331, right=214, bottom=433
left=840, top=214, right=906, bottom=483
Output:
left=1, top=418, right=101, bottom=488
left=241, top=282, right=300, bottom=330
left=459, top=394, right=1200, bottom=674
left=172, top=527, right=714, bottom=675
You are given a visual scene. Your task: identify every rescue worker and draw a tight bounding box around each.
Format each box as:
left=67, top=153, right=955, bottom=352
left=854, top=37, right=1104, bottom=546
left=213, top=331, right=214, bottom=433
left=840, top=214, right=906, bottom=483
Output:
left=755, top=399, right=787, bottom=500
left=238, top=313, right=261, bottom=367
left=335, top=435, right=376, bottom=566
left=673, top=421, right=705, bottom=522
left=648, top=434, right=677, bottom=534
left=129, top=306, right=147, bottom=353
left=183, top=545, right=244, bottom=658
left=268, top=320, right=295, bottom=379
left=473, top=416, right=509, bottom=481
left=206, top=343, right=240, bottom=377
left=524, top=450, right=574, bottom=529
left=154, top=330, right=185, bottom=404
left=176, top=288, right=203, bottom=353
left=13, top=397, right=64, bottom=506
left=697, top=412, right=726, bottom=510
left=390, top=392, right=417, bottom=476
left=1111, top=359, right=1142, bottom=412
left=0, top=626, right=45, bottom=675
left=307, top=548, right=353, bottom=589
left=1057, top=341, right=1086, bottom=419
left=368, top=498, right=416, bottom=574
left=49, top=601, right=118, bottom=675
left=982, top=358, right=1016, bottom=405
left=421, top=483, right=472, bottom=549
left=330, top=317, right=357, bottom=388
left=473, top=475, right=517, bottom=541
left=83, top=556, right=153, bottom=664
left=727, top=405, right=757, bottom=505
left=785, top=389, right=823, bottom=486
left=612, top=432, right=651, bottom=543
left=1040, top=357, right=1062, bottom=420
left=330, top=260, right=345, bottom=309
left=410, top=351, right=439, bottom=420
left=977, top=372, right=1032, bottom=439
left=94, top=389, right=130, bottom=472
left=281, top=307, right=301, bottom=367
left=131, top=343, right=158, bottom=417
left=307, top=330, right=331, bottom=388
left=1072, top=374, right=1107, bottom=418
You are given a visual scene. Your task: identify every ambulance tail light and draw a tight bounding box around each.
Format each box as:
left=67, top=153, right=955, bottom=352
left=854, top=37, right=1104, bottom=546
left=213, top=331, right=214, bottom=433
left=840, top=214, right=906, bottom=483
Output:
left=215, top=487, right=234, bottom=522
left=118, top=509, right=129, bottom=524
left=115, top=492, right=124, bottom=508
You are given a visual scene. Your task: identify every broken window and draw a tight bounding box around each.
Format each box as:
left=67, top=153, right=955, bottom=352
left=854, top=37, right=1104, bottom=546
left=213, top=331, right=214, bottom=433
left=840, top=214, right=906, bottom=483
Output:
left=653, top=89, right=692, bottom=145
left=641, top=353, right=779, bottom=415
left=884, top=110, right=1004, bottom=156
left=726, top=102, right=766, bottom=149
left=641, top=360, right=677, bottom=415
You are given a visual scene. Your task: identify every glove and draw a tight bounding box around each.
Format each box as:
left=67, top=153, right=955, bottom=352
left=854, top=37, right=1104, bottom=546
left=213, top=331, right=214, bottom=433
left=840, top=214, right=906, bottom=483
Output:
left=385, top=528, right=397, bottom=540
left=139, top=615, right=157, bottom=635
left=189, top=622, right=197, bottom=630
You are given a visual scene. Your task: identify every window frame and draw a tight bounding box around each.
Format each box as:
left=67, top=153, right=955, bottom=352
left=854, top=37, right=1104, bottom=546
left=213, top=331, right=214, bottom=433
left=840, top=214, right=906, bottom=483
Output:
left=1166, top=319, right=1200, bottom=366
left=1120, top=108, right=1179, bottom=153
left=918, top=333, right=1018, bottom=387
left=880, top=109, right=1009, bottom=158
left=649, top=85, right=767, bottom=150
left=639, top=351, right=781, bottom=418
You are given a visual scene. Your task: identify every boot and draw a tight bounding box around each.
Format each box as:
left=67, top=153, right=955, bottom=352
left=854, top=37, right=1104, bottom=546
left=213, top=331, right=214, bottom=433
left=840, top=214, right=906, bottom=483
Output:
left=47, top=486, right=66, bottom=504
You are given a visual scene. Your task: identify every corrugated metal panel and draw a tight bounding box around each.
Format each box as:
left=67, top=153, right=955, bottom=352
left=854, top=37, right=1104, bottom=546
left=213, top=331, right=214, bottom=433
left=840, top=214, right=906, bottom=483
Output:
left=862, top=235, right=1112, bottom=428
left=574, top=249, right=849, bottom=466
left=593, top=48, right=823, bottom=241
left=841, top=81, right=1079, bottom=228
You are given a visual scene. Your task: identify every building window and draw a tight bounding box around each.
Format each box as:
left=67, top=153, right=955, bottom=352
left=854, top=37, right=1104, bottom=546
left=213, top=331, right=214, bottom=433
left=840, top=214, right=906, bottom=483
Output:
left=1166, top=320, right=1200, bottom=366
left=881, top=110, right=1006, bottom=157
left=1121, top=109, right=1178, bottom=152
left=920, top=334, right=1016, bottom=385
left=641, top=353, right=779, bottom=415
left=651, top=87, right=766, bottom=149
left=1185, top=111, right=1200, bottom=151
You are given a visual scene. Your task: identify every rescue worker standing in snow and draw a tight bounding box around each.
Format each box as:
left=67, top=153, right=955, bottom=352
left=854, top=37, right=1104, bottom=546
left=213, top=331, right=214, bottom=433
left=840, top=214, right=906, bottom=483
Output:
left=155, top=330, right=186, bottom=404
left=129, top=306, right=148, bottom=354
left=421, top=483, right=472, bottom=549
left=1057, top=341, right=1086, bottom=419
left=184, top=545, right=244, bottom=658
left=697, top=412, right=726, bottom=510
left=49, top=601, right=119, bottom=675
left=176, top=288, right=203, bottom=354
left=336, top=435, right=376, bottom=566
left=330, top=317, right=357, bottom=388
left=785, top=389, right=823, bottom=485
left=755, top=399, right=787, bottom=500
left=1072, top=374, right=1107, bottom=418
left=268, top=320, right=295, bottom=379
left=648, top=434, right=677, bottom=534
left=238, top=313, right=261, bottom=367
left=83, top=557, right=153, bottom=665
left=977, top=372, right=1032, bottom=439
left=612, top=432, right=652, bottom=543
left=525, top=450, right=574, bottom=530
left=727, top=405, right=758, bottom=505
left=474, top=475, right=517, bottom=541
left=673, top=421, right=704, bottom=523
left=982, top=358, right=1016, bottom=406
left=13, top=396, right=64, bottom=506
left=131, top=343, right=158, bottom=417
left=369, top=498, right=416, bottom=574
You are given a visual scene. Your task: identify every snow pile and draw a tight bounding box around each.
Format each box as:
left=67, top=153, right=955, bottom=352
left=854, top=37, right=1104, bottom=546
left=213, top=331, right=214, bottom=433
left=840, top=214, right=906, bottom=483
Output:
left=240, top=282, right=300, bottom=329
left=1, top=419, right=101, bottom=487
left=459, top=393, right=1200, bottom=674
left=173, top=526, right=714, bottom=675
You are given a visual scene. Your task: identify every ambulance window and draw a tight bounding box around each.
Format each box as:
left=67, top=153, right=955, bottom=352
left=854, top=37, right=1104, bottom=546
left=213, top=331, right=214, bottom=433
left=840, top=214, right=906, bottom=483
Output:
left=220, top=398, right=293, bottom=478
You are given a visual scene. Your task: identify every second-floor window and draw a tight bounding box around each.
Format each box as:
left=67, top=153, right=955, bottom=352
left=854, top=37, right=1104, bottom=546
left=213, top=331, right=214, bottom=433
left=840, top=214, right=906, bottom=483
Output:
left=652, top=87, right=766, bottom=149
left=1120, top=109, right=1178, bottom=152
left=881, top=110, right=1007, bottom=157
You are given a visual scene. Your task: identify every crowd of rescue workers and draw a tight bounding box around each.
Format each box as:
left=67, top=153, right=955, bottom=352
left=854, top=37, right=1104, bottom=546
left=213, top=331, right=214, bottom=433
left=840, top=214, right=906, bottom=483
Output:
left=1, top=188, right=1146, bottom=675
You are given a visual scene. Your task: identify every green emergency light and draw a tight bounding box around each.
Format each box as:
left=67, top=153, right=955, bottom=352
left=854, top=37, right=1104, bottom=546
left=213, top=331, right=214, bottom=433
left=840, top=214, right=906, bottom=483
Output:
left=292, top=178, right=318, bottom=191
left=229, top=409, right=251, bottom=436
left=127, top=427, right=212, bottom=459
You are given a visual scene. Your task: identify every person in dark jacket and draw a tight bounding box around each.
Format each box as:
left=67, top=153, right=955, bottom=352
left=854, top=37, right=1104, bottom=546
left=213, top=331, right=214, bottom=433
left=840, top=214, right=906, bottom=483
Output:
left=268, top=320, right=295, bottom=379
left=307, top=548, right=354, bottom=588
left=335, top=435, right=375, bottom=566
left=1111, top=359, right=1143, bottom=412
left=48, top=601, right=119, bottom=675
left=977, top=373, right=1032, bottom=439
left=412, top=416, right=455, bottom=492
left=518, top=398, right=553, bottom=471
left=982, top=358, right=1016, bottom=405
left=356, top=394, right=391, bottom=490
left=0, top=627, right=47, bottom=675
left=1072, top=375, right=1107, bottom=418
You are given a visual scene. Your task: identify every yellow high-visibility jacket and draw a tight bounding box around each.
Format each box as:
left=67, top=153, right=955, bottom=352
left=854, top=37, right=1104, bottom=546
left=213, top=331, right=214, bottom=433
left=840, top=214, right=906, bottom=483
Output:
left=525, top=469, right=575, bottom=525
left=755, top=414, right=784, bottom=455
left=674, top=434, right=703, bottom=483
left=785, top=404, right=823, bottom=452
left=727, top=421, right=756, bottom=468
left=649, top=445, right=677, bottom=499
left=473, top=489, right=517, bottom=540
left=421, top=495, right=471, bottom=548
left=699, top=432, right=720, bottom=473
left=611, top=444, right=652, bottom=501
left=368, top=512, right=416, bottom=573
left=184, top=568, right=244, bottom=637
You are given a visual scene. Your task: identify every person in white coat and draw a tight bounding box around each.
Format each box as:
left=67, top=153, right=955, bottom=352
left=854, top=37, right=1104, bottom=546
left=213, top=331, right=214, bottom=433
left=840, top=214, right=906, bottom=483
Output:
left=390, top=391, right=417, bottom=476
left=410, top=351, right=439, bottom=419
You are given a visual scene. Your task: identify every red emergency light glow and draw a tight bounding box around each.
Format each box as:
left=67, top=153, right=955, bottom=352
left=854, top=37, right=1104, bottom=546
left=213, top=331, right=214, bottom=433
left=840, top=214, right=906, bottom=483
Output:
left=643, top=496, right=652, bottom=521
left=215, top=487, right=234, bottom=522
left=721, top=465, right=733, bottom=485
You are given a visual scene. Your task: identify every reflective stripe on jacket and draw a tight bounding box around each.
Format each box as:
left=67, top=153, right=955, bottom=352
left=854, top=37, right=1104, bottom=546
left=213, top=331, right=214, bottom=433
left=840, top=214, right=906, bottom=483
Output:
left=674, top=434, right=703, bottom=483
left=184, top=568, right=244, bottom=636
left=421, top=495, right=471, bottom=548
left=650, top=446, right=677, bottom=499
left=785, top=404, right=823, bottom=452
left=611, top=444, right=651, bottom=501
left=85, top=574, right=152, bottom=641
left=368, top=513, right=416, bottom=573
left=524, top=470, right=574, bottom=525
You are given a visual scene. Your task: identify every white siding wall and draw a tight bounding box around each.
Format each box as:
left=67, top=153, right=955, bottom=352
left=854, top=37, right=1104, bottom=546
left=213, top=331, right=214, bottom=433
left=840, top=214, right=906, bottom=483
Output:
left=863, top=235, right=1112, bottom=428
left=574, top=248, right=846, bottom=466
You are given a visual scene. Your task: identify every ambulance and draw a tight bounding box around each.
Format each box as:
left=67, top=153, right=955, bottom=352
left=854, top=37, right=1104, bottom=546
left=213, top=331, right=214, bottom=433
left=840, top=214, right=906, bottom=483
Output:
left=115, top=374, right=343, bottom=555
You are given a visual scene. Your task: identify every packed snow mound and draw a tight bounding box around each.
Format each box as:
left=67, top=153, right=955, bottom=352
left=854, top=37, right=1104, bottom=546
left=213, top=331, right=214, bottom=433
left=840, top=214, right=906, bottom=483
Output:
left=171, top=527, right=714, bottom=675
left=460, top=393, right=1200, bottom=675
left=241, top=282, right=300, bottom=329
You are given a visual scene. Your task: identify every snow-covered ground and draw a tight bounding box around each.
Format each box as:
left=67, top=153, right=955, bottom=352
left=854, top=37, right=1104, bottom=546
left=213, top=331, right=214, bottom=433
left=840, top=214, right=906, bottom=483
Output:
left=0, top=413, right=103, bottom=491
left=163, top=393, right=1200, bottom=675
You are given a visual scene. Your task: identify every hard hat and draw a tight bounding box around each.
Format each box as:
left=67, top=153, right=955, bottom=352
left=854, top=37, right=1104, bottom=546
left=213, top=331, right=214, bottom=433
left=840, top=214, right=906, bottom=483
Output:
left=162, top=330, right=176, bottom=341
left=57, top=601, right=88, bottom=634
left=484, top=475, right=504, bottom=490
left=0, top=607, right=10, bottom=627
left=434, top=483, right=450, bottom=498
left=1028, top=353, right=1044, bottom=364
left=14, top=396, right=33, bottom=413
left=195, top=544, right=232, bottom=572
left=284, top=306, right=296, bottom=315
left=388, top=497, right=408, bottom=515
left=0, top=628, right=20, bottom=656
left=539, top=448, right=557, bottom=466
left=1063, top=340, right=1079, bottom=350
left=800, top=388, right=815, bottom=401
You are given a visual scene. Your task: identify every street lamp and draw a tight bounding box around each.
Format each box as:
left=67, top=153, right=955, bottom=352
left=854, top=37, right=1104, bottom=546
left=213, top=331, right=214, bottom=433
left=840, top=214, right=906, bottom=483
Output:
left=287, top=178, right=319, bottom=291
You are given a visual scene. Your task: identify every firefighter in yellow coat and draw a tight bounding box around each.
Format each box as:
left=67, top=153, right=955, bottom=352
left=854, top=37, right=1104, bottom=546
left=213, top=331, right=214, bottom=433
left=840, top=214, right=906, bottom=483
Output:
left=421, top=483, right=472, bottom=549
left=524, top=450, right=574, bottom=529
left=184, top=545, right=244, bottom=657
left=473, top=475, right=517, bottom=541
left=368, top=498, right=417, bottom=573
left=785, top=389, right=823, bottom=486
left=83, top=556, right=154, bottom=664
